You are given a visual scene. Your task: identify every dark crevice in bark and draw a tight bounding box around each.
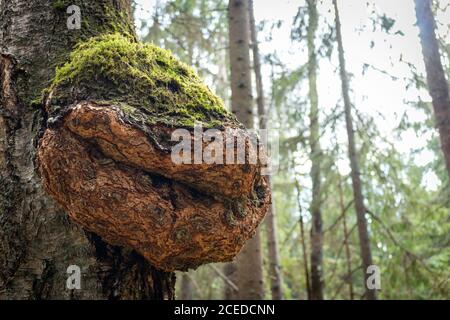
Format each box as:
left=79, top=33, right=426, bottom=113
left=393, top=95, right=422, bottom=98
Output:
left=31, top=259, right=56, bottom=300
left=87, top=232, right=175, bottom=300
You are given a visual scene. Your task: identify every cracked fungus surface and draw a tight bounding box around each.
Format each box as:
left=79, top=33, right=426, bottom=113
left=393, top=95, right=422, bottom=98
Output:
left=46, top=33, right=238, bottom=128
left=39, top=103, right=270, bottom=271
left=38, top=35, right=270, bottom=271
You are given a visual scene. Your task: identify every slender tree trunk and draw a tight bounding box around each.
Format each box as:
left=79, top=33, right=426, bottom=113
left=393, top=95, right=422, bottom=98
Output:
left=180, top=273, right=194, bottom=300
left=337, top=175, right=354, bottom=300
left=145, top=0, right=163, bottom=46
left=226, top=0, right=264, bottom=300
left=295, top=180, right=311, bottom=300
left=249, top=0, right=283, bottom=300
left=415, top=0, right=450, bottom=179
left=217, top=32, right=231, bottom=109
left=248, top=0, right=266, bottom=130
left=333, top=0, right=377, bottom=300
left=0, top=0, right=174, bottom=299
left=223, top=262, right=237, bottom=299
left=306, top=0, right=324, bottom=300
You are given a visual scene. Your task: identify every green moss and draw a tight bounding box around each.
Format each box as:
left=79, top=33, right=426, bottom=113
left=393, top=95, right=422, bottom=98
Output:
left=47, top=33, right=236, bottom=128
left=51, top=0, right=70, bottom=10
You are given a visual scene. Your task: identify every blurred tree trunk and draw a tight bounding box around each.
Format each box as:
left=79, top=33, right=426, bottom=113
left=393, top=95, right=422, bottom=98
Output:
left=249, top=0, right=283, bottom=300
left=337, top=174, right=354, bottom=300
left=306, top=0, right=324, bottom=300
left=226, top=0, right=264, bottom=300
left=144, top=0, right=163, bottom=46
left=0, top=0, right=174, bottom=300
left=180, top=273, right=194, bottom=300
left=333, top=0, right=377, bottom=300
left=415, top=0, right=450, bottom=179
left=295, top=181, right=311, bottom=300
left=223, top=262, right=237, bottom=299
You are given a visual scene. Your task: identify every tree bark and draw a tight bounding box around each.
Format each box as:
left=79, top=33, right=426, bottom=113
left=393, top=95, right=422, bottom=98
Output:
left=306, top=0, right=324, bottom=300
left=295, top=180, right=311, bottom=300
left=415, top=0, right=450, bottom=179
left=333, top=0, right=377, bottom=300
left=0, top=0, right=174, bottom=299
left=337, top=174, right=354, bottom=300
left=180, top=273, right=194, bottom=300
left=249, top=0, right=283, bottom=300
left=226, top=0, right=264, bottom=300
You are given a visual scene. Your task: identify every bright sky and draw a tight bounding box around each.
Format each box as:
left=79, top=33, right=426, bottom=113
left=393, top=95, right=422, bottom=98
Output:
left=134, top=0, right=449, bottom=191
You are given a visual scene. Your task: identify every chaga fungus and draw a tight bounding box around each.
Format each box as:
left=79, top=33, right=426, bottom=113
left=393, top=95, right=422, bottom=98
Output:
left=37, top=33, right=270, bottom=271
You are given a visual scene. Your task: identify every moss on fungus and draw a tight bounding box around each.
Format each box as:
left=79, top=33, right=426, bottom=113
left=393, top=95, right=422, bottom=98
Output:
left=46, top=33, right=237, bottom=128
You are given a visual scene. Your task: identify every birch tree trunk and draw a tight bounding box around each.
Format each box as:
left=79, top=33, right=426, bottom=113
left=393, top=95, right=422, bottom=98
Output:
left=0, top=0, right=174, bottom=300
left=306, top=0, right=324, bottom=300
left=415, top=0, right=450, bottom=179
left=333, top=0, right=377, bottom=300
left=227, top=0, right=264, bottom=300
left=249, top=0, right=283, bottom=300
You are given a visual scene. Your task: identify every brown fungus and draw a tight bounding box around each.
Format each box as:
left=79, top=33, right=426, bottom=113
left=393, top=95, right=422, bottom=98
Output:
left=37, top=35, right=270, bottom=272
